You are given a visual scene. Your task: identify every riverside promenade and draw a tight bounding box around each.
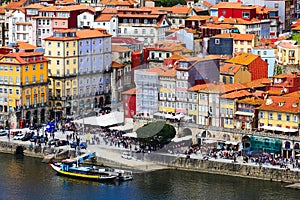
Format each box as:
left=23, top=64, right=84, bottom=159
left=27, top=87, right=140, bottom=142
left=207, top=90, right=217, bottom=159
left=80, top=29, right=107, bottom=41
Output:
left=1, top=130, right=300, bottom=186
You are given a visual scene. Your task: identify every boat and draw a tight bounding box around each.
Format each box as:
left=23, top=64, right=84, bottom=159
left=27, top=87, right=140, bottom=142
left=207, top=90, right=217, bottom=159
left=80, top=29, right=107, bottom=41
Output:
left=49, top=153, right=133, bottom=182
left=98, top=168, right=133, bottom=181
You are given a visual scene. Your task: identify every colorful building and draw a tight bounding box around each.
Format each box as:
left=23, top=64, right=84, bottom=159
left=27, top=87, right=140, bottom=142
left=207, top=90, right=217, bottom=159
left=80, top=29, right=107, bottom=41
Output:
left=226, top=52, right=268, bottom=81
left=220, top=90, right=252, bottom=129
left=258, top=96, right=299, bottom=137
left=44, top=28, right=112, bottom=118
left=235, top=97, right=263, bottom=131
left=220, top=63, right=251, bottom=84
left=0, top=51, right=48, bottom=128
left=122, top=87, right=136, bottom=119
left=276, top=40, right=300, bottom=67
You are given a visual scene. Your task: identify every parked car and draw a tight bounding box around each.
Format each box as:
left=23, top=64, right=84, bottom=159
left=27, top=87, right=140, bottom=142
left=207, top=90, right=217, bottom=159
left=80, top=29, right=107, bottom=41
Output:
left=121, top=152, right=132, bottom=160
left=21, top=132, right=35, bottom=141
left=70, top=141, right=87, bottom=150
left=30, top=135, right=47, bottom=143
left=13, top=132, right=25, bottom=140
left=0, top=130, right=9, bottom=136
left=48, top=138, right=60, bottom=146
left=58, top=140, right=69, bottom=147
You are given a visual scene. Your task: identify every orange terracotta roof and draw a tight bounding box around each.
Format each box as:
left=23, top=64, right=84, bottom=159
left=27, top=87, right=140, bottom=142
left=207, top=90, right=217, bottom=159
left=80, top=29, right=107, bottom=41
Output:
left=5, top=0, right=26, bottom=10
left=220, top=90, right=252, bottom=99
left=213, top=33, right=255, bottom=41
left=112, top=45, right=130, bottom=52
left=76, top=29, right=111, bottom=39
left=226, top=52, right=258, bottom=66
left=212, top=2, right=256, bottom=9
left=16, top=22, right=32, bottom=25
left=220, top=63, right=242, bottom=74
left=170, top=5, right=193, bottom=15
left=112, top=61, right=124, bottom=68
left=118, top=14, right=159, bottom=18
left=202, top=1, right=213, bottom=7
left=238, top=97, right=264, bottom=105
left=102, top=7, right=117, bottom=14
left=189, top=82, right=247, bottom=93
left=0, top=52, right=48, bottom=64
left=284, top=91, right=300, bottom=98
left=185, top=15, right=210, bottom=21
left=95, top=14, right=114, bottom=22
left=147, top=65, right=176, bottom=77
left=258, top=96, right=300, bottom=113
left=122, top=88, right=136, bottom=95
left=15, top=41, right=37, bottom=50
left=188, top=84, right=207, bottom=92
left=242, top=78, right=271, bottom=88
left=24, top=3, right=45, bottom=9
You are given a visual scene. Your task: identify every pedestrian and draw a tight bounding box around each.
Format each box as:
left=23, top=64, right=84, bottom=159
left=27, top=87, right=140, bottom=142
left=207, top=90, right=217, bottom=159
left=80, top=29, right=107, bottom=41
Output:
left=7, top=131, right=10, bottom=141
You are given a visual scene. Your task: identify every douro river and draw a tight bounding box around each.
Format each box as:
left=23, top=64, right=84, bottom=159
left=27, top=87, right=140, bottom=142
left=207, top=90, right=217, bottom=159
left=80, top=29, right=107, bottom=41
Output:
left=0, top=153, right=298, bottom=200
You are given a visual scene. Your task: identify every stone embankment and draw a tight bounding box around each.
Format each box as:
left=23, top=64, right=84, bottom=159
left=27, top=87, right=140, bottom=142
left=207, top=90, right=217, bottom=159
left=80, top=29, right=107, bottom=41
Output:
left=1, top=140, right=300, bottom=185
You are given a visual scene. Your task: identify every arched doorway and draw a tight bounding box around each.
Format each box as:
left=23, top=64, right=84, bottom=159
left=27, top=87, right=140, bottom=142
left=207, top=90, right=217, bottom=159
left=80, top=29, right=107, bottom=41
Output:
left=295, top=143, right=300, bottom=158
left=283, top=141, right=292, bottom=158
left=182, top=128, right=192, bottom=137
left=66, top=102, right=71, bottom=115
left=40, top=109, right=45, bottom=123
left=79, top=100, right=84, bottom=108
left=99, top=97, right=104, bottom=107
left=86, top=99, right=91, bottom=109
left=94, top=98, right=98, bottom=108
left=25, top=111, right=31, bottom=127
left=242, top=135, right=251, bottom=149
left=33, top=110, right=38, bottom=124
left=222, top=134, right=230, bottom=141
left=105, top=95, right=111, bottom=105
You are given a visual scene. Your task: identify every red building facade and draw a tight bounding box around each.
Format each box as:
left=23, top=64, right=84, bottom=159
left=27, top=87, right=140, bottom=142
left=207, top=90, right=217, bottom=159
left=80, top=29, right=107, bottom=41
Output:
left=122, top=88, right=136, bottom=118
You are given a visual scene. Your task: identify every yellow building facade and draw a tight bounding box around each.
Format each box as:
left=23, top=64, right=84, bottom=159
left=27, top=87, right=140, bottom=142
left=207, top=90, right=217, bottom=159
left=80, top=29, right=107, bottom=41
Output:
left=258, top=96, right=299, bottom=136
left=44, top=30, right=78, bottom=118
left=0, top=52, right=48, bottom=127
left=220, top=63, right=251, bottom=84
left=276, top=40, right=300, bottom=66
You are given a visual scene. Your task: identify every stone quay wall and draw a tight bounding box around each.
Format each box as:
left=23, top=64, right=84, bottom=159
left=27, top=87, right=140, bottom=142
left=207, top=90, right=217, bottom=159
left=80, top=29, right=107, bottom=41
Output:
left=169, top=157, right=300, bottom=183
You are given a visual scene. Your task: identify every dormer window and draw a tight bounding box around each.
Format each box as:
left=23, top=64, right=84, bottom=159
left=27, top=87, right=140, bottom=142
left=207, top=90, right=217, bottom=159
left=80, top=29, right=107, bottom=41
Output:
left=278, top=101, right=285, bottom=107
left=242, top=12, right=250, bottom=19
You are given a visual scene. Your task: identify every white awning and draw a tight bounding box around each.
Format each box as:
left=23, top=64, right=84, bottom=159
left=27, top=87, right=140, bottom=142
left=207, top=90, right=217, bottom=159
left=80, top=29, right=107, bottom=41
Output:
left=109, top=123, right=133, bottom=131
left=235, top=111, right=254, bottom=117
left=261, top=126, right=298, bottom=132
left=122, top=132, right=137, bottom=138
left=74, top=111, right=124, bottom=127
left=225, top=141, right=239, bottom=145
left=171, top=135, right=192, bottom=142
left=204, top=139, right=218, bottom=144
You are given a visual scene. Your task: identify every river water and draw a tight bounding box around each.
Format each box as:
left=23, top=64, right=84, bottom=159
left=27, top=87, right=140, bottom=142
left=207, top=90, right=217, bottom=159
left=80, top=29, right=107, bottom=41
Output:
left=0, top=153, right=298, bottom=200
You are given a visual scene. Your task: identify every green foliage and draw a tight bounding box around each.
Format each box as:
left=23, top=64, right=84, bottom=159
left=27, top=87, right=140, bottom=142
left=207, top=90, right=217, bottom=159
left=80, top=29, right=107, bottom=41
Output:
left=156, top=0, right=187, bottom=7
left=291, top=34, right=300, bottom=44
left=136, top=121, right=176, bottom=146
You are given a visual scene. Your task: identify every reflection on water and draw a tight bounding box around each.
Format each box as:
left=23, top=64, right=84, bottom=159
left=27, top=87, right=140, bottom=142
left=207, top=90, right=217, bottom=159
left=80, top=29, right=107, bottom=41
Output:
left=0, top=153, right=299, bottom=200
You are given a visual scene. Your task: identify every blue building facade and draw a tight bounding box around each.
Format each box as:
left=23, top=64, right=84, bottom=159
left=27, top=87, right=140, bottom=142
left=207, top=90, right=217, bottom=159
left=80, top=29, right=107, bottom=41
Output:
left=252, top=47, right=275, bottom=77
left=77, top=30, right=112, bottom=109
left=208, top=37, right=233, bottom=55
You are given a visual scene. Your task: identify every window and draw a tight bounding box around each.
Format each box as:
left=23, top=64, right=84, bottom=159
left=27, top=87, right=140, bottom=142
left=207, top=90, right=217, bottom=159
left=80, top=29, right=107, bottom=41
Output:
left=268, top=112, right=273, bottom=120
left=215, top=39, right=220, bottom=44
left=57, top=43, right=60, bottom=48
left=229, top=77, right=233, bottom=84
left=242, top=12, right=250, bottom=19
left=25, top=65, right=28, bottom=72
left=277, top=113, right=282, bottom=120
left=32, top=64, right=36, bottom=71
left=293, top=115, right=298, bottom=122
left=57, top=60, right=60, bottom=65
left=286, top=114, right=290, bottom=121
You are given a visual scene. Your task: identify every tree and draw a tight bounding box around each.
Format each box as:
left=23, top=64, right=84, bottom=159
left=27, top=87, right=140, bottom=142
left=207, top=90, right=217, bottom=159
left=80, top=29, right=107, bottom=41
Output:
left=156, top=0, right=187, bottom=7
left=136, top=121, right=176, bottom=146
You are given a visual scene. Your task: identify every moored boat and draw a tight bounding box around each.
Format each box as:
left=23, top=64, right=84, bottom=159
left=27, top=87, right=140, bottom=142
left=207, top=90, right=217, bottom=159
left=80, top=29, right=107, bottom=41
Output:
left=50, top=162, right=117, bottom=182
left=49, top=153, right=133, bottom=182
